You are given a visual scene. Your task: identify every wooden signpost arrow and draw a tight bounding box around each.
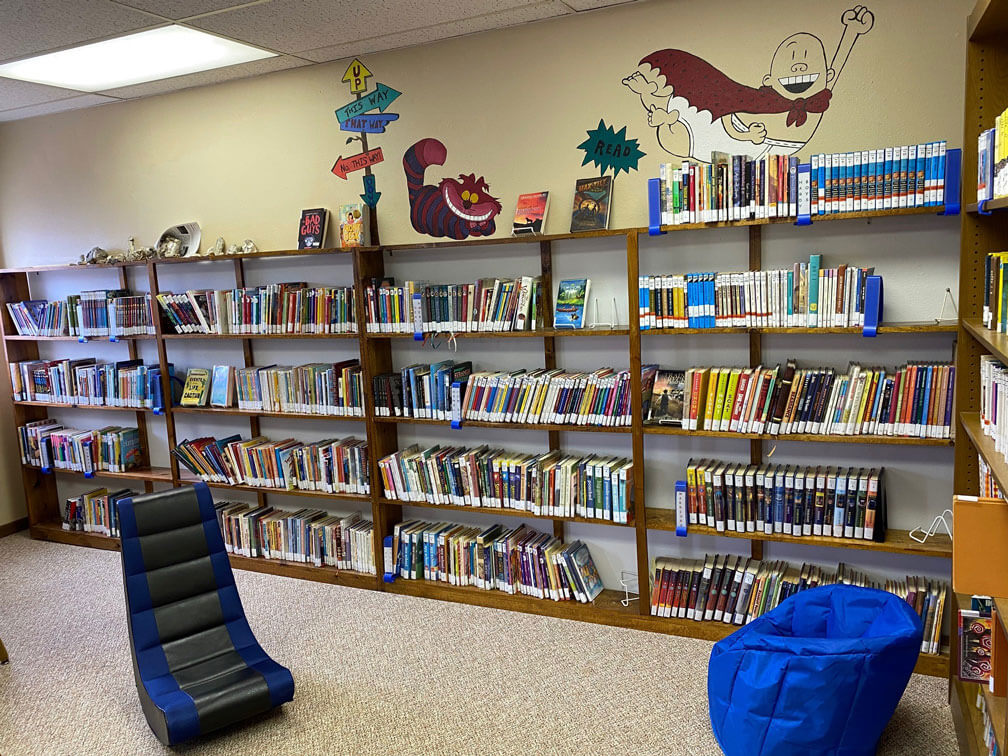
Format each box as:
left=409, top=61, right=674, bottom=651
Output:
left=331, top=147, right=384, bottom=180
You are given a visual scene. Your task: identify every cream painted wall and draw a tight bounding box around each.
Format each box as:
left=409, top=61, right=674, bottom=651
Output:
left=0, top=0, right=970, bottom=591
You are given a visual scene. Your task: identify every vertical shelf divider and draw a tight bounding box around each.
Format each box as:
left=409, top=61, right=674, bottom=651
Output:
left=233, top=258, right=267, bottom=512
left=749, top=226, right=765, bottom=561
left=538, top=239, right=565, bottom=541
left=626, top=231, right=650, bottom=615
left=147, top=261, right=180, bottom=486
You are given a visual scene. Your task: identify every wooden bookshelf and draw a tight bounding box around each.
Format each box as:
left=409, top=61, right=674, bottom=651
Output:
left=641, top=321, right=958, bottom=336
left=0, top=200, right=958, bottom=680
left=381, top=496, right=634, bottom=528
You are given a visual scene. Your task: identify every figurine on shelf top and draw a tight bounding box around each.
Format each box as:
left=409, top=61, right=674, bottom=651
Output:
left=207, top=237, right=225, bottom=256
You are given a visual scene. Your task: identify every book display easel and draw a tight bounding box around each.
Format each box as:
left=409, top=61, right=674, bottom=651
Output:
left=951, top=0, right=1008, bottom=752
left=1, top=201, right=959, bottom=677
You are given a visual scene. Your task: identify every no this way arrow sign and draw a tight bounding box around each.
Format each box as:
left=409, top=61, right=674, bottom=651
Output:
left=331, top=147, right=385, bottom=180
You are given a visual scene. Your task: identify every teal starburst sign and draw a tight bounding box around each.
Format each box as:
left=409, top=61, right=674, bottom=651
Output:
left=576, top=119, right=646, bottom=178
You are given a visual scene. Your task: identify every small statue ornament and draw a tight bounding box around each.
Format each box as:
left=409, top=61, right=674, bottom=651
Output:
left=226, top=243, right=241, bottom=256
left=157, top=237, right=182, bottom=258
left=207, top=237, right=225, bottom=256
left=79, top=246, right=110, bottom=265
left=242, top=239, right=258, bottom=255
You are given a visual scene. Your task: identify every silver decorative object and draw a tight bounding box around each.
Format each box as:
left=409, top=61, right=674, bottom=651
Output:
left=208, top=237, right=225, bottom=256
left=158, top=237, right=182, bottom=258
left=79, top=246, right=110, bottom=265
left=226, top=243, right=240, bottom=256
left=242, top=239, right=258, bottom=255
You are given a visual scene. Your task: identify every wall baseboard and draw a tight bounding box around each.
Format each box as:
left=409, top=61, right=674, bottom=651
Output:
left=0, top=517, right=29, bottom=539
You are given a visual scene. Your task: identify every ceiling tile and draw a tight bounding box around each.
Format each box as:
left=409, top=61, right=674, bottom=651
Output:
left=0, top=1, right=162, bottom=64
left=112, top=0, right=261, bottom=21
left=190, top=0, right=547, bottom=55
left=96, top=54, right=308, bottom=98
left=0, top=94, right=119, bottom=122
left=0, top=77, right=87, bottom=110
left=299, top=1, right=573, bottom=63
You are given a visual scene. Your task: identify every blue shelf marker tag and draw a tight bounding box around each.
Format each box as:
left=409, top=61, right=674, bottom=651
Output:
left=109, top=335, right=118, bottom=343
left=382, top=535, right=397, bottom=582
left=675, top=480, right=688, bottom=536
left=939, top=147, right=962, bottom=215
left=41, top=467, right=51, bottom=474
left=978, top=199, right=992, bottom=216
left=795, top=162, right=812, bottom=226
left=450, top=420, right=463, bottom=429
left=647, top=178, right=666, bottom=236
left=862, top=275, right=883, bottom=337
left=412, top=292, right=424, bottom=341
left=78, top=335, right=86, bottom=343
left=84, top=471, right=94, bottom=479
left=153, top=407, right=163, bottom=415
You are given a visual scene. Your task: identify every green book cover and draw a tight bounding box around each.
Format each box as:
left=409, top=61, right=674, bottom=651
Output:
left=807, top=253, right=822, bottom=326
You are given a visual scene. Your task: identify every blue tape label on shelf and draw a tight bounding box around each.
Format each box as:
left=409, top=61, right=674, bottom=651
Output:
left=84, top=472, right=94, bottom=479
left=675, top=480, right=688, bottom=536
left=412, top=293, right=424, bottom=341
left=78, top=336, right=86, bottom=343
left=41, top=467, right=51, bottom=474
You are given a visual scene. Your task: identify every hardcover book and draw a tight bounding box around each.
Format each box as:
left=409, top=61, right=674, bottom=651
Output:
left=210, top=365, right=234, bottom=408
left=570, top=176, right=612, bottom=233
left=648, top=369, right=686, bottom=425
left=554, top=278, right=591, bottom=329
left=180, top=368, right=210, bottom=407
left=297, top=208, right=329, bottom=249
left=339, top=203, right=370, bottom=248
left=512, top=191, right=549, bottom=235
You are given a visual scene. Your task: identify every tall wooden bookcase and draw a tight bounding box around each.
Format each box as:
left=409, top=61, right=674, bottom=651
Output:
left=950, top=0, right=1008, bottom=752
left=1, top=207, right=956, bottom=678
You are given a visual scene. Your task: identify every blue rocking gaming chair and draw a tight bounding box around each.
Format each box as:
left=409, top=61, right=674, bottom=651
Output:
left=117, top=482, right=294, bottom=745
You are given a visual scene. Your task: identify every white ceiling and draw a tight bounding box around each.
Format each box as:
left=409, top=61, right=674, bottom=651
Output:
left=0, top=0, right=633, bottom=122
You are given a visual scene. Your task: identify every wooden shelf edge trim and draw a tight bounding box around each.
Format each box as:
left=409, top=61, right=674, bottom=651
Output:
left=642, top=426, right=953, bottom=446
left=373, top=416, right=631, bottom=433
left=380, top=497, right=634, bottom=527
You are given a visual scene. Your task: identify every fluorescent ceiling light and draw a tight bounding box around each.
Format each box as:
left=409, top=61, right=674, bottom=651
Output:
left=0, top=25, right=276, bottom=92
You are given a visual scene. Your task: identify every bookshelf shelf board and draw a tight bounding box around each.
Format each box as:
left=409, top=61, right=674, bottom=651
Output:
left=365, top=326, right=630, bottom=340
left=963, top=318, right=1008, bottom=364
left=645, top=507, right=952, bottom=558
left=969, top=0, right=1008, bottom=40
left=372, top=415, right=631, bottom=434
left=14, top=400, right=157, bottom=413
left=380, top=496, right=634, bottom=528
left=4, top=334, right=155, bottom=341
left=198, top=480, right=371, bottom=502
left=383, top=578, right=949, bottom=675
left=24, top=463, right=174, bottom=482
left=376, top=227, right=634, bottom=253
left=160, top=332, right=359, bottom=340
left=966, top=197, right=1008, bottom=214
left=960, top=412, right=1008, bottom=493
left=657, top=205, right=950, bottom=233
left=642, top=424, right=953, bottom=446
left=641, top=321, right=958, bottom=336
left=170, top=406, right=364, bottom=421
left=983, top=686, right=1007, bottom=752
left=28, top=521, right=378, bottom=590
left=152, top=246, right=365, bottom=265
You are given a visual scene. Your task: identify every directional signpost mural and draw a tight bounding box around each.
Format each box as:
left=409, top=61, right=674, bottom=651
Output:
left=332, top=58, right=402, bottom=227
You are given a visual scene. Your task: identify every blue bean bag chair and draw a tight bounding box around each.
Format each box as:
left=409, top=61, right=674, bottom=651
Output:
left=708, top=584, right=923, bottom=756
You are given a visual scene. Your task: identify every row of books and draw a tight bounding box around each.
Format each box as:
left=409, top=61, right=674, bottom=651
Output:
left=980, top=355, right=1008, bottom=462
left=172, top=435, right=369, bottom=494
left=177, top=362, right=365, bottom=416
left=378, top=445, right=634, bottom=523
left=216, top=502, right=375, bottom=573
left=979, top=454, right=1003, bottom=500
left=363, top=276, right=544, bottom=334
left=17, top=419, right=141, bottom=473
left=7, top=291, right=155, bottom=338
left=156, top=284, right=357, bottom=335
left=638, top=255, right=877, bottom=330
left=9, top=358, right=176, bottom=409
left=649, top=554, right=946, bottom=654
left=643, top=361, right=954, bottom=439
left=684, top=459, right=884, bottom=540
left=978, top=110, right=1008, bottom=201
left=62, top=487, right=135, bottom=535
left=656, top=143, right=947, bottom=225
left=981, top=251, right=1008, bottom=333
left=372, top=363, right=632, bottom=427
left=391, top=519, right=605, bottom=602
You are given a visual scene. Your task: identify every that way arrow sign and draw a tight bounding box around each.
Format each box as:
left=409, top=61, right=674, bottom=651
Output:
left=332, top=147, right=385, bottom=180
left=334, top=83, right=401, bottom=123
left=339, top=112, right=399, bottom=134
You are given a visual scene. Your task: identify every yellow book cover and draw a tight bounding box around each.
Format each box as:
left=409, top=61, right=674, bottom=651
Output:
left=854, top=369, right=876, bottom=430
left=706, top=369, right=724, bottom=428
left=180, top=368, right=210, bottom=407
left=719, top=368, right=742, bottom=429
left=692, top=368, right=710, bottom=430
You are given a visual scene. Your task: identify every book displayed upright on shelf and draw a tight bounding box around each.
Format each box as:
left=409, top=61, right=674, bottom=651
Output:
left=649, top=554, right=945, bottom=653
left=339, top=203, right=370, bottom=248
left=554, top=278, right=591, bottom=329
left=379, top=444, right=633, bottom=523
left=297, top=208, right=329, bottom=249
left=684, top=459, right=885, bottom=540
left=180, top=368, right=210, bottom=407
left=364, top=277, right=541, bottom=334
left=512, top=191, right=549, bottom=235
left=391, top=519, right=605, bottom=602
left=210, top=365, right=234, bottom=408
left=639, top=255, right=878, bottom=330
left=570, top=176, right=612, bottom=232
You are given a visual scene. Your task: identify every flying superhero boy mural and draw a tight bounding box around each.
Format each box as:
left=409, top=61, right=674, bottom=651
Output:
left=623, top=5, right=874, bottom=163
left=403, top=138, right=502, bottom=240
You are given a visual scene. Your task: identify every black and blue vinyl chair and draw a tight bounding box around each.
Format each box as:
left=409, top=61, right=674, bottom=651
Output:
left=118, top=482, right=294, bottom=746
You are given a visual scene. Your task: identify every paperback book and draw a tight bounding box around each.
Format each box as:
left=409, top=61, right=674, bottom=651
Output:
left=512, top=191, right=549, bottom=235
left=570, top=176, right=612, bottom=233
left=554, top=278, right=591, bottom=329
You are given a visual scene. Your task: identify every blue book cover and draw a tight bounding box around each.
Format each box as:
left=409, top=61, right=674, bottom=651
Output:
left=554, top=278, right=591, bottom=328
left=773, top=471, right=785, bottom=532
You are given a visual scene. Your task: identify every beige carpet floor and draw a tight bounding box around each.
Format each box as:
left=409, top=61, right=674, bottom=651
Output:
left=0, top=530, right=958, bottom=755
